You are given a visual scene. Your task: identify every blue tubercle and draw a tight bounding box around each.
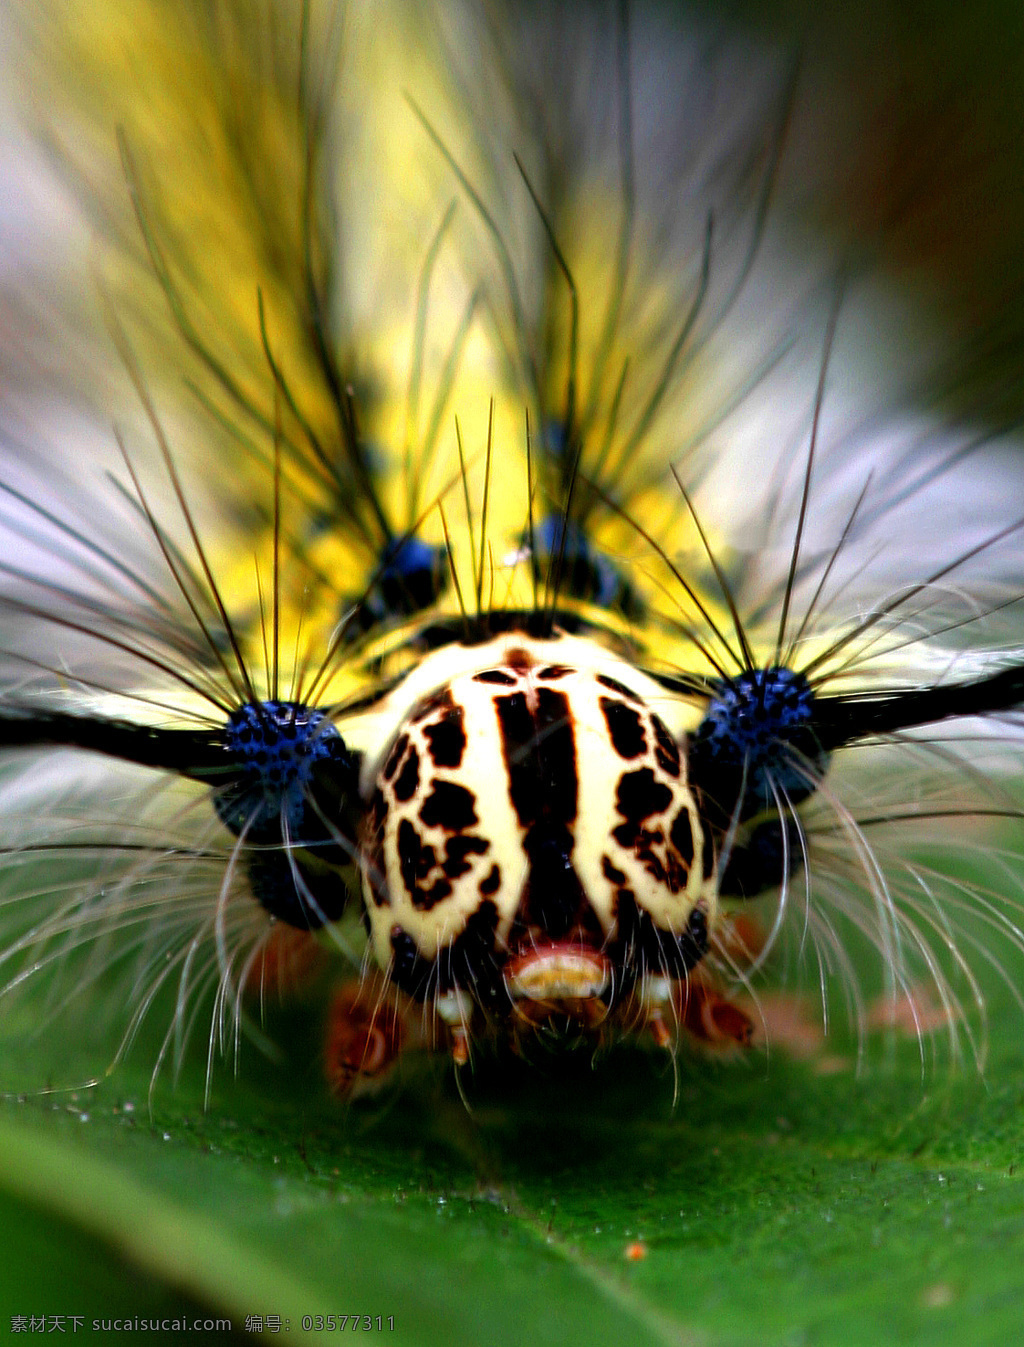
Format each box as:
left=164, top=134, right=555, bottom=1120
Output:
left=214, top=701, right=358, bottom=929
left=688, top=666, right=829, bottom=822
left=532, top=513, right=643, bottom=617
left=542, top=419, right=571, bottom=462
left=380, top=534, right=441, bottom=581
left=216, top=701, right=345, bottom=843
left=358, top=534, right=448, bottom=629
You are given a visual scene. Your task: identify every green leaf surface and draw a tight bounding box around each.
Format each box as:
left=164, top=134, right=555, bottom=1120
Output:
left=3, top=956, right=1024, bottom=1347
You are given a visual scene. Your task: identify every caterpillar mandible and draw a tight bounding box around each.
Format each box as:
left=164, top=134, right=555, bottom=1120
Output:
left=1, top=0, right=1023, bottom=1109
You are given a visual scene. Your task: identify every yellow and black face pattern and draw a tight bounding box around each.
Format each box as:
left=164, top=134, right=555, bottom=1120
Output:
left=2, top=0, right=1024, bottom=1099
left=355, top=633, right=715, bottom=1033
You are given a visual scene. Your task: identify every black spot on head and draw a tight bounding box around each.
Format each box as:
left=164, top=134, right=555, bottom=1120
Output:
left=493, top=691, right=531, bottom=825
left=652, top=716, right=681, bottom=778
left=600, top=697, right=647, bottom=760
left=393, top=743, right=420, bottom=802
left=611, top=810, right=688, bottom=892
left=616, top=768, right=673, bottom=823
left=398, top=817, right=435, bottom=887
left=612, top=819, right=639, bottom=849
left=533, top=687, right=578, bottom=814
left=479, top=864, right=501, bottom=896
left=701, top=820, right=716, bottom=879
left=423, top=705, right=467, bottom=769
left=537, top=664, right=573, bottom=680
left=419, top=781, right=479, bottom=832
left=520, top=820, right=587, bottom=939
left=442, top=833, right=490, bottom=879
left=397, top=818, right=453, bottom=909
left=474, top=669, right=517, bottom=686
left=602, top=854, right=627, bottom=886
left=670, top=808, right=694, bottom=865
left=597, top=674, right=642, bottom=704
left=495, top=687, right=578, bottom=827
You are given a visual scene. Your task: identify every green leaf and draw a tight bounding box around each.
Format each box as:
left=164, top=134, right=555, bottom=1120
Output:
left=3, top=943, right=1024, bottom=1347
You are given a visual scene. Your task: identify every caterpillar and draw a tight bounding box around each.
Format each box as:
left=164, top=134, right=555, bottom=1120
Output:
left=1, top=0, right=1023, bottom=1109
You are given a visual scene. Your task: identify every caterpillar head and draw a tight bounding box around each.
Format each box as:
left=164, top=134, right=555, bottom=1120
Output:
left=356, top=632, right=717, bottom=1051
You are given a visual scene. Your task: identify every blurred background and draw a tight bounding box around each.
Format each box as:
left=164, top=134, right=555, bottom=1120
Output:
left=724, top=0, right=1024, bottom=428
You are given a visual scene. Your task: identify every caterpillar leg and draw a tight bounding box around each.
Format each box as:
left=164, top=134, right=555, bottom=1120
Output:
left=675, top=975, right=756, bottom=1050
left=323, top=977, right=418, bottom=1099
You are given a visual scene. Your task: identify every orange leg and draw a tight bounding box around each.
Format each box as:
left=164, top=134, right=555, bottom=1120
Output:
left=675, top=975, right=755, bottom=1048
left=324, top=978, right=409, bottom=1097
